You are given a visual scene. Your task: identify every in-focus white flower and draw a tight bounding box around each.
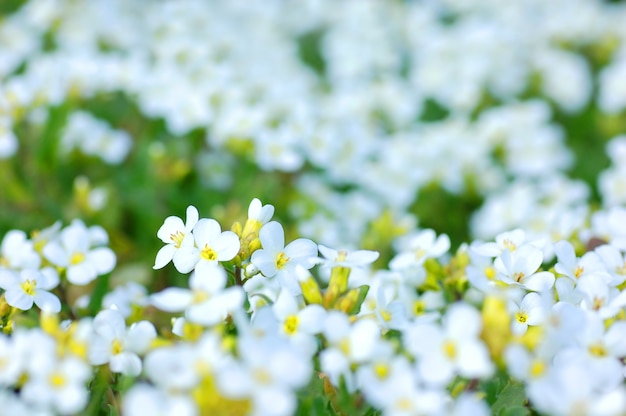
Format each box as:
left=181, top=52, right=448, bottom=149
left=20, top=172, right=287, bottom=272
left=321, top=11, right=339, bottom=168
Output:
left=554, top=240, right=611, bottom=285
left=43, top=220, right=116, bottom=285
left=154, top=205, right=199, bottom=272
left=89, top=309, right=156, bottom=376
left=0, top=268, right=60, bottom=312
left=176, top=218, right=240, bottom=275
left=251, top=221, right=318, bottom=295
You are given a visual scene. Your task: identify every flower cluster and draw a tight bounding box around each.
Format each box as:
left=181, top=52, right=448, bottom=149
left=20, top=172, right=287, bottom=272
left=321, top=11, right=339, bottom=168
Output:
left=1, top=198, right=626, bottom=415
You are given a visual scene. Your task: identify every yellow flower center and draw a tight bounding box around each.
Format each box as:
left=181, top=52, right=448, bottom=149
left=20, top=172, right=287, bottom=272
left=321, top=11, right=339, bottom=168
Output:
left=529, top=360, right=546, bottom=378
left=589, top=343, right=607, bottom=357
left=253, top=369, right=272, bottom=385
left=335, top=250, right=348, bottom=262
left=515, top=311, right=528, bottom=324
left=513, top=272, right=525, bottom=283
left=283, top=315, right=299, bottom=335
left=574, top=266, right=584, bottom=279
left=70, top=252, right=85, bottom=265
left=49, top=372, right=66, bottom=388
left=193, top=291, right=210, bottom=304
left=275, top=252, right=290, bottom=270
left=170, top=230, right=185, bottom=248
left=503, top=239, right=517, bottom=251
left=21, top=279, right=37, bottom=296
left=201, top=245, right=218, bottom=261
left=111, top=339, right=123, bottom=355
left=442, top=340, right=457, bottom=359
left=380, top=310, right=392, bottom=322
left=484, top=266, right=496, bottom=280
left=413, top=300, right=425, bottom=316
left=373, top=362, right=389, bottom=380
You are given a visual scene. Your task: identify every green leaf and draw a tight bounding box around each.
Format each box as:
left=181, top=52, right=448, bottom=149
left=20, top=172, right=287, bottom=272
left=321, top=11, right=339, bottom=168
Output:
left=492, top=380, right=528, bottom=415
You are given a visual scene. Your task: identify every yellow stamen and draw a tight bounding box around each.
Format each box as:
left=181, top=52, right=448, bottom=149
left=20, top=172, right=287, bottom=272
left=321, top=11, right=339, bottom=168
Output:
left=515, top=311, right=528, bottom=324
left=373, top=363, right=389, bottom=379
left=443, top=340, right=457, bottom=359
left=21, top=280, right=36, bottom=296
left=111, top=339, right=123, bottom=355
left=49, top=372, right=66, bottom=388
left=283, top=315, right=299, bottom=335
left=275, top=252, right=289, bottom=270
left=201, top=245, right=218, bottom=261
left=170, top=230, right=185, bottom=248
left=70, top=252, right=85, bottom=265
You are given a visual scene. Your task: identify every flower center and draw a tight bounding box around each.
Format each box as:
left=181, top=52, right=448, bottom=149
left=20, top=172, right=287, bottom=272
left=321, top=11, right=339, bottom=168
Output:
left=170, top=230, right=185, bottom=248
left=21, top=279, right=37, bottom=296
left=515, top=311, right=528, bottom=324
left=201, top=245, right=218, bottom=261
left=283, top=315, right=299, bottom=335
left=275, top=252, right=289, bottom=270
left=413, top=300, right=425, bottom=316
left=111, top=339, right=123, bottom=355
left=574, top=266, right=584, bottom=279
left=373, top=363, right=389, bottom=380
left=589, top=343, right=607, bottom=357
left=442, top=340, right=457, bottom=359
left=513, top=272, right=525, bottom=283
left=70, top=252, right=85, bottom=265
left=49, top=372, right=66, bottom=388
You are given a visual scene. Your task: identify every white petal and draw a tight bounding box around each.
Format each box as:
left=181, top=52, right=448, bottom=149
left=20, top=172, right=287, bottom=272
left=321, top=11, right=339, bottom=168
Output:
left=67, top=262, right=97, bottom=285
left=5, top=288, right=34, bottom=310
left=42, top=241, right=69, bottom=267
left=523, top=271, right=555, bottom=292
left=33, top=291, right=61, bottom=313
left=153, top=244, right=176, bottom=269
left=284, top=239, right=318, bottom=261
left=259, top=222, right=285, bottom=252
left=88, top=247, right=116, bottom=274
left=185, top=206, right=199, bottom=231
left=110, top=352, right=142, bottom=376
left=0, top=269, right=19, bottom=289
left=173, top=247, right=200, bottom=274
left=157, top=216, right=185, bottom=244
left=191, top=265, right=226, bottom=293
left=251, top=250, right=278, bottom=277
left=125, top=321, right=157, bottom=353
left=187, top=287, right=244, bottom=326
left=151, top=288, right=193, bottom=312
left=193, top=219, right=222, bottom=247
left=214, top=231, right=240, bottom=261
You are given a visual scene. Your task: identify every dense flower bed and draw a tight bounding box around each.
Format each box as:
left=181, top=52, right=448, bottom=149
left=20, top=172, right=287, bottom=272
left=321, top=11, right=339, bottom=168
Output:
left=2, top=0, right=626, bottom=415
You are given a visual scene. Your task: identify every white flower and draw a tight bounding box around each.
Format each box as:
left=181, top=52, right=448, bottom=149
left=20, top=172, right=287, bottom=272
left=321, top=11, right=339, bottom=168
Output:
left=0, top=230, right=41, bottom=270
left=0, top=268, right=61, bottom=312
left=248, top=198, right=275, bottom=225
left=218, top=336, right=312, bottom=416
left=554, top=240, right=611, bottom=285
left=495, top=245, right=555, bottom=292
left=21, top=356, right=91, bottom=415
left=251, top=221, right=318, bottom=295
left=176, top=218, right=240, bottom=275
left=89, top=309, right=156, bottom=376
left=317, top=244, right=379, bottom=269
left=151, top=265, right=244, bottom=327
left=123, top=383, right=197, bottom=416
left=404, top=302, right=493, bottom=386
left=508, top=292, right=548, bottom=336
left=390, top=229, right=450, bottom=269
left=154, top=205, right=199, bottom=272
left=319, top=312, right=381, bottom=391
left=43, top=220, right=116, bottom=285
